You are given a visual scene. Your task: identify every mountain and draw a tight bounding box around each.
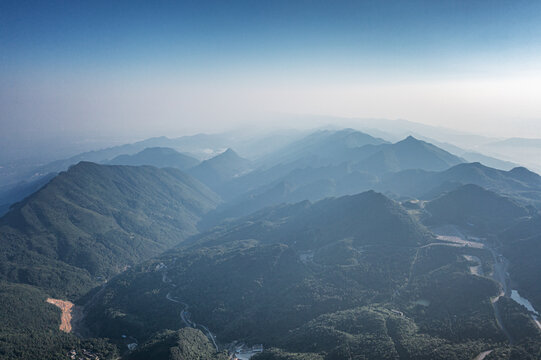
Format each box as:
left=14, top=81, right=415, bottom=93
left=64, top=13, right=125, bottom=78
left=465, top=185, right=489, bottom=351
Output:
left=0, top=280, right=117, bottom=360
left=84, top=191, right=514, bottom=359
left=206, top=135, right=464, bottom=221
left=500, top=215, right=541, bottom=242
left=5, top=127, right=541, bottom=359
left=108, top=147, right=200, bottom=170
left=257, top=128, right=387, bottom=168
left=460, top=152, right=517, bottom=171
left=127, top=328, right=229, bottom=360
left=0, top=162, right=220, bottom=298
left=85, top=192, right=433, bottom=342
left=380, top=162, right=541, bottom=206
left=1, top=133, right=235, bottom=189
left=0, top=172, right=56, bottom=216
left=499, top=215, right=541, bottom=310
left=424, top=184, right=532, bottom=233
left=354, top=136, right=464, bottom=174
left=411, top=136, right=518, bottom=171
left=507, top=166, right=541, bottom=184
left=479, top=138, right=541, bottom=174
left=194, top=191, right=431, bottom=249
left=503, top=234, right=541, bottom=311
left=202, top=164, right=379, bottom=225
left=187, top=149, right=251, bottom=193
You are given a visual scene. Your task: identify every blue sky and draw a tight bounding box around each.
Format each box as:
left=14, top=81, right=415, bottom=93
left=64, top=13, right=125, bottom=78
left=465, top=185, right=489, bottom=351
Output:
left=2, top=0, right=541, bottom=141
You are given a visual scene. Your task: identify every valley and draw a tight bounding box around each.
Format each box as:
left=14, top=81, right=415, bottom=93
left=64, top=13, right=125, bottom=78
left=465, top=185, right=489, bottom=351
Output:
left=1, top=128, right=541, bottom=360
left=4, top=1, right=541, bottom=358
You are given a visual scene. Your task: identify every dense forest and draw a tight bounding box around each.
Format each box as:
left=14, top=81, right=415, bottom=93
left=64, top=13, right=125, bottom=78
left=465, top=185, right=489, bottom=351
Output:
left=0, top=129, right=540, bottom=359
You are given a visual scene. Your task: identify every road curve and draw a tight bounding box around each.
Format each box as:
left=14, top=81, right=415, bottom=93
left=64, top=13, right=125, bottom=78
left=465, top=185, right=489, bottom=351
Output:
left=162, top=268, right=219, bottom=351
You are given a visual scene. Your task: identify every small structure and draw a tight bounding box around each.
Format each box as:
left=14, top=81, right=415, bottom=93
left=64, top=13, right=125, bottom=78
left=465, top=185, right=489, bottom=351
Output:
left=67, top=348, right=100, bottom=360
left=234, top=344, right=264, bottom=359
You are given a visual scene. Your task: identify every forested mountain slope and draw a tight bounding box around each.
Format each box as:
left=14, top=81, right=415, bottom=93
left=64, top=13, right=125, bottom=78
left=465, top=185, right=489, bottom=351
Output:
left=0, top=162, right=220, bottom=298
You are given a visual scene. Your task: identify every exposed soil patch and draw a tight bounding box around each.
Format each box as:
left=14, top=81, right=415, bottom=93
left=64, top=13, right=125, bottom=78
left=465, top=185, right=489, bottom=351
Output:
left=46, top=298, right=80, bottom=333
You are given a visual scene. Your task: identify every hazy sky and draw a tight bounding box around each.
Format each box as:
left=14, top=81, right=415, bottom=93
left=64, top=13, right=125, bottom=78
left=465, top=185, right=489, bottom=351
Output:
left=2, top=0, right=541, bottom=144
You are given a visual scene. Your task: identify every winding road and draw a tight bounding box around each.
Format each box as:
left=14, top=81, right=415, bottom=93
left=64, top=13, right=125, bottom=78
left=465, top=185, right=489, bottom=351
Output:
left=430, top=226, right=515, bottom=344
left=161, top=265, right=219, bottom=352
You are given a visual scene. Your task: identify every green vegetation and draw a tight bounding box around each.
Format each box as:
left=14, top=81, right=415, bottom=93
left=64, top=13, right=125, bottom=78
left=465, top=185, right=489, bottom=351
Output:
left=0, top=161, right=220, bottom=298
left=424, top=184, right=530, bottom=233
left=127, top=328, right=229, bottom=360
left=83, top=191, right=538, bottom=359
left=496, top=297, right=540, bottom=343
left=2, top=130, right=541, bottom=359
left=0, top=281, right=117, bottom=360
left=283, top=306, right=496, bottom=360
left=253, top=348, right=324, bottom=360
left=0, top=162, right=222, bottom=359
left=502, top=234, right=541, bottom=310
left=188, top=149, right=251, bottom=193
left=380, top=162, right=541, bottom=207
left=499, top=216, right=541, bottom=310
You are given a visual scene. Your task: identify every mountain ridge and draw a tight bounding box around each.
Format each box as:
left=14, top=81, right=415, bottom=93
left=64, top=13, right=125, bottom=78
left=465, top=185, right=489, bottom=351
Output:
left=108, top=147, right=200, bottom=170
left=0, top=161, right=220, bottom=298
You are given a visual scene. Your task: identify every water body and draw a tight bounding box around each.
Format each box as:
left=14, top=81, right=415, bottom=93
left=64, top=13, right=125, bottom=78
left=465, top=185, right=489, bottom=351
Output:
left=510, top=290, right=541, bottom=332
left=511, top=290, right=539, bottom=316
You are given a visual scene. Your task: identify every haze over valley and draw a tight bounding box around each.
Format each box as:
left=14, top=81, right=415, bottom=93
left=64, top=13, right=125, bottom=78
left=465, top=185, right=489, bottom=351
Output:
left=2, top=1, right=541, bottom=359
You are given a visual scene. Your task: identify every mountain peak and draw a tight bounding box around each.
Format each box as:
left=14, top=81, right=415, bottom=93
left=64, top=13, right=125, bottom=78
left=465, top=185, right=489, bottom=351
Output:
left=187, top=148, right=251, bottom=192
left=400, top=135, right=422, bottom=144
left=393, top=135, right=428, bottom=149
left=220, top=148, right=238, bottom=157
left=210, top=148, right=246, bottom=163
left=69, top=161, right=100, bottom=171
left=508, top=166, right=541, bottom=183
left=140, top=146, right=178, bottom=154
left=107, top=147, right=200, bottom=170
left=360, top=135, right=463, bottom=173
left=509, top=166, right=535, bottom=175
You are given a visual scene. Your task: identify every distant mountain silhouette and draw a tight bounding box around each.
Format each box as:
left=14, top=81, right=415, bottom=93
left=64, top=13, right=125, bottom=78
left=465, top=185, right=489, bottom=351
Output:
left=202, top=163, right=379, bottom=226
left=3, top=127, right=541, bottom=359
left=188, top=148, right=251, bottom=193
left=487, top=137, right=541, bottom=148
left=460, top=151, right=517, bottom=171
left=203, top=135, right=465, bottom=221
left=3, top=133, right=233, bottom=189
left=380, top=162, right=541, bottom=206
left=258, top=128, right=387, bottom=167
left=355, top=136, right=464, bottom=174
left=0, top=172, right=56, bottom=216
left=108, top=147, right=200, bottom=170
